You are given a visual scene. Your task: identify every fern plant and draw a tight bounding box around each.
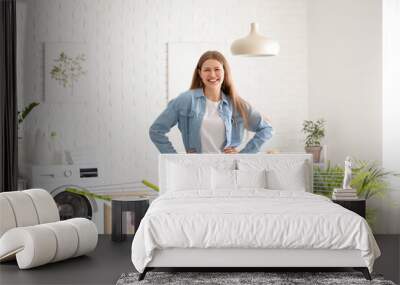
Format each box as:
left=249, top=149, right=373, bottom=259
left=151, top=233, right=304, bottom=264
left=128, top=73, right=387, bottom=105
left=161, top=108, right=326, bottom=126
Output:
left=351, top=159, right=400, bottom=199
left=313, top=159, right=399, bottom=230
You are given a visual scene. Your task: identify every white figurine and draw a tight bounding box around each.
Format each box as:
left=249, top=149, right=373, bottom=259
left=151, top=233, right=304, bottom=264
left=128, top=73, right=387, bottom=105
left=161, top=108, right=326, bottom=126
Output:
left=342, top=156, right=353, bottom=189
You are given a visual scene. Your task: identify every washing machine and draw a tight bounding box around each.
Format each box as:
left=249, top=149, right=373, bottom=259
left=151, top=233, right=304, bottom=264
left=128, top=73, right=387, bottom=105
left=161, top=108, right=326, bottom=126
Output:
left=30, top=164, right=105, bottom=234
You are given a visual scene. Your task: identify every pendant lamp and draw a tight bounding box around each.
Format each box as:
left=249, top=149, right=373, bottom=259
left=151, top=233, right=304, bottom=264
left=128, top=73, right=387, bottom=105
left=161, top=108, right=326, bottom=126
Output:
left=231, top=23, right=280, bottom=56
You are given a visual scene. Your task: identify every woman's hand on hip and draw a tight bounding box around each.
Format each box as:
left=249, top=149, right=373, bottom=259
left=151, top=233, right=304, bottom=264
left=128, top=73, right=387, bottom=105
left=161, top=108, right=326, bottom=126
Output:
left=223, top=147, right=239, bottom=154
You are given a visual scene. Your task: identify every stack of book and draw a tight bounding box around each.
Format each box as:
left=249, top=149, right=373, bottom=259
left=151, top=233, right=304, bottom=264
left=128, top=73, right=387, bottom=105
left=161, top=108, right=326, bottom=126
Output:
left=332, top=188, right=358, bottom=200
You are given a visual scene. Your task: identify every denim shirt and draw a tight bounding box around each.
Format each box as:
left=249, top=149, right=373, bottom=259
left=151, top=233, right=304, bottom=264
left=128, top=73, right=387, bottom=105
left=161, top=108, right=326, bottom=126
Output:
left=149, top=88, right=273, bottom=153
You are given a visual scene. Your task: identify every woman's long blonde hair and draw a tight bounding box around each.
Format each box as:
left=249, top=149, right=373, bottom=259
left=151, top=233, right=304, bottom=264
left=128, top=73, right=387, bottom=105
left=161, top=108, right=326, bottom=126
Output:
left=190, top=51, right=249, bottom=128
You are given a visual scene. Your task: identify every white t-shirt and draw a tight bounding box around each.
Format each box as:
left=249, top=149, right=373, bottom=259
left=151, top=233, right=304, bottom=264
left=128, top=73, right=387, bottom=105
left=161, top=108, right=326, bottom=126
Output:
left=200, top=98, right=226, bottom=153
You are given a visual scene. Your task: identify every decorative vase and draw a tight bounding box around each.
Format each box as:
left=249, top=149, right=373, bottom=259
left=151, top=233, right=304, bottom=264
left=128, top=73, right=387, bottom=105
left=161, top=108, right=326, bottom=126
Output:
left=305, top=146, right=322, bottom=163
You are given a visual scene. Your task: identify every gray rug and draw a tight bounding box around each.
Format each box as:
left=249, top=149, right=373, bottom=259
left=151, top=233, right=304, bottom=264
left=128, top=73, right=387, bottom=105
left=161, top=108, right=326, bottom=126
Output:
left=116, top=271, right=396, bottom=285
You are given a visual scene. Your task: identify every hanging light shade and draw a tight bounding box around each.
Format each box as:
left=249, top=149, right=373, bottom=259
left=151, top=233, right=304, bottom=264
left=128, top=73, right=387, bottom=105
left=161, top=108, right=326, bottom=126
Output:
left=231, top=23, right=280, bottom=57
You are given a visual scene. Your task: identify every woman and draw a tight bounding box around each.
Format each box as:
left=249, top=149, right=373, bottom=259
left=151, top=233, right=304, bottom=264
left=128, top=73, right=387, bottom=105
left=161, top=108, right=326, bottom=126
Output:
left=149, top=50, right=273, bottom=154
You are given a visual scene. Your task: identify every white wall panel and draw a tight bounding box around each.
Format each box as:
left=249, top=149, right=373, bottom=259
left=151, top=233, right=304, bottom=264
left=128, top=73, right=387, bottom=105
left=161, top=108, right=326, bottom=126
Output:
left=308, top=0, right=382, bottom=165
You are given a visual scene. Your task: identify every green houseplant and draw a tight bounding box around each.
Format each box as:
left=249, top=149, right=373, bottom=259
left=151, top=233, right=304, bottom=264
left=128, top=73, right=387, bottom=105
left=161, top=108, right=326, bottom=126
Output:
left=142, top=180, right=159, bottom=192
left=302, top=119, right=325, bottom=163
left=351, top=160, right=399, bottom=228
left=351, top=160, right=399, bottom=199
left=313, top=159, right=399, bottom=229
left=65, top=181, right=160, bottom=201
left=18, top=102, right=40, bottom=126
left=65, top=187, right=112, bottom=201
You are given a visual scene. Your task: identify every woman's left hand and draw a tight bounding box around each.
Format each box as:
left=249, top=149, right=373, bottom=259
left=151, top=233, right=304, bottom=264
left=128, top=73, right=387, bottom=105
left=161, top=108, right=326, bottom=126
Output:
left=223, top=147, right=239, bottom=154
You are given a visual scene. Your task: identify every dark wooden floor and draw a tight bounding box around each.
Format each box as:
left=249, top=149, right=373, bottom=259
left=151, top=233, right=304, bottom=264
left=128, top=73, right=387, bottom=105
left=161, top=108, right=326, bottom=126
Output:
left=0, top=235, right=134, bottom=285
left=0, top=235, right=399, bottom=285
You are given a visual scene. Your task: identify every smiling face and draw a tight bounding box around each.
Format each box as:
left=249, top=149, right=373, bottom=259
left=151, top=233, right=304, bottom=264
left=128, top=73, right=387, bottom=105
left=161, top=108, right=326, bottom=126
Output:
left=198, top=59, right=225, bottom=91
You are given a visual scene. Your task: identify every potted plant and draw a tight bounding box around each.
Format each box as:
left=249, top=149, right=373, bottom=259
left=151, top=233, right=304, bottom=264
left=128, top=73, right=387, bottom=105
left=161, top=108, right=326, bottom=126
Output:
left=351, top=160, right=399, bottom=228
left=17, top=102, right=40, bottom=189
left=18, top=102, right=40, bottom=138
left=302, top=119, right=325, bottom=163
left=312, top=159, right=399, bottom=229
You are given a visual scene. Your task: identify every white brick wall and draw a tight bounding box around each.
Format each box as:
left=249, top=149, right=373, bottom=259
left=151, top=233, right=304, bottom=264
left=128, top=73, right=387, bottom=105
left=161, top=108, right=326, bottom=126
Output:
left=17, top=0, right=308, bottom=187
left=17, top=0, right=397, bottom=234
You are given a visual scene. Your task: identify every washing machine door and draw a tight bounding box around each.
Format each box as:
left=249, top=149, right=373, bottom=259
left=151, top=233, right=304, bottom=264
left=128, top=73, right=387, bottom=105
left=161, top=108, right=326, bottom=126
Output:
left=51, top=185, right=96, bottom=220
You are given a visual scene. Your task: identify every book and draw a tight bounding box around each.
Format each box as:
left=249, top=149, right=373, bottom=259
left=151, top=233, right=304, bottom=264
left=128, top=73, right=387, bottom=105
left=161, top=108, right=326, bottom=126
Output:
left=332, top=192, right=358, bottom=200
left=332, top=188, right=358, bottom=200
left=332, top=196, right=359, bottom=200
left=333, top=193, right=358, bottom=197
left=333, top=188, right=357, bottom=193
